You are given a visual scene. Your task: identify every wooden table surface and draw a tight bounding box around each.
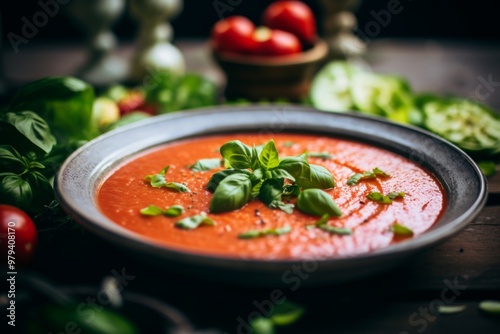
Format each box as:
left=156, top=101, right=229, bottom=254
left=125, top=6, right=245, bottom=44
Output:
left=3, top=39, right=500, bottom=333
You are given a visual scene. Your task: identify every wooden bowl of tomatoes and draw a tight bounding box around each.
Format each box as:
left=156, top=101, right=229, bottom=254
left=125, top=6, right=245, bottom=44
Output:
left=210, top=1, right=328, bottom=102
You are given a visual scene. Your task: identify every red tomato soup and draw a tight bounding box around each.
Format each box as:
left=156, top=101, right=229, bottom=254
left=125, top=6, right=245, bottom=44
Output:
left=97, top=133, right=446, bottom=260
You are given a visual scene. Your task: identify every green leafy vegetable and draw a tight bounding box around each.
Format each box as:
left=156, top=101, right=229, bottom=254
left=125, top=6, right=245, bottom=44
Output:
left=306, top=151, right=333, bottom=159
left=140, top=204, right=184, bottom=217
left=307, top=213, right=352, bottom=235
left=209, top=172, right=253, bottom=213
left=347, top=167, right=390, bottom=186
left=238, top=226, right=292, bottom=239
left=277, top=155, right=311, bottom=181
left=296, top=164, right=335, bottom=189
left=391, top=222, right=414, bottom=236
left=0, top=111, right=56, bottom=154
left=296, top=189, right=342, bottom=217
left=145, top=166, right=190, bottom=192
left=258, top=140, right=280, bottom=170
left=190, top=158, right=221, bottom=172
left=367, top=191, right=405, bottom=204
left=250, top=301, right=305, bottom=334
left=219, top=140, right=254, bottom=169
left=8, top=76, right=96, bottom=142
left=206, top=169, right=251, bottom=193
left=175, top=212, right=215, bottom=230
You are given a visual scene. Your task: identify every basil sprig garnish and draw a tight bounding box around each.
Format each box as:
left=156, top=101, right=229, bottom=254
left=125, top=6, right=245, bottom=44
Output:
left=190, top=158, right=222, bottom=172
left=207, top=139, right=338, bottom=215
left=145, top=165, right=191, bottom=192
left=296, top=189, right=342, bottom=217
left=140, top=204, right=184, bottom=217
left=347, top=167, right=390, bottom=186
left=307, top=213, right=352, bottom=235
left=175, top=212, right=215, bottom=230
left=238, top=226, right=292, bottom=239
left=367, top=191, right=405, bottom=204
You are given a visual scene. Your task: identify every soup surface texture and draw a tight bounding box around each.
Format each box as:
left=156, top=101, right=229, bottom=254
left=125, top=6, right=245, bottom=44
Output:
left=97, top=133, right=445, bottom=259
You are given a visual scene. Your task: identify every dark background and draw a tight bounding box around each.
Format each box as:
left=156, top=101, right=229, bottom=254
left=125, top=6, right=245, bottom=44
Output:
left=1, top=0, right=499, bottom=46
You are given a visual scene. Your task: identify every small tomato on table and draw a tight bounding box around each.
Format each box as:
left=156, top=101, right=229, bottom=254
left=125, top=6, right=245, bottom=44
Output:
left=0, top=204, right=37, bottom=265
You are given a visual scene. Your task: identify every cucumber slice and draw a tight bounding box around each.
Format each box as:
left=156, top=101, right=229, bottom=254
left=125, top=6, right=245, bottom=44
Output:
left=420, top=96, right=500, bottom=157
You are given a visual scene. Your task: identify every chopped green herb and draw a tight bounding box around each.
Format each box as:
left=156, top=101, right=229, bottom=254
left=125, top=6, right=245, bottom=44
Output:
left=250, top=301, right=305, bottom=334
left=250, top=318, right=274, bottom=334
left=190, top=158, right=221, bottom=172
left=479, top=300, right=500, bottom=315
left=238, top=226, right=292, bottom=239
left=282, top=141, right=295, bottom=147
left=175, top=212, right=214, bottom=230
left=306, top=214, right=352, bottom=235
left=306, top=151, right=333, bottom=159
left=391, top=222, right=414, bottom=236
left=347, top=167, right=390, bottom=185
left=145, top=166, right=191, bottom=192
left=437, top=305, right=466, bottom=314
left=140, top=204, right=184, bottom=217
left=367, top=191, right=404, bottom=204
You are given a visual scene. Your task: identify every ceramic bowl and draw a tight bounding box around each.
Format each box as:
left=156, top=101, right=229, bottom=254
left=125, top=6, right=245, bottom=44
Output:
left=56, top=106, right=487, bottom=286
left=212, top=40, right=328, bottom=101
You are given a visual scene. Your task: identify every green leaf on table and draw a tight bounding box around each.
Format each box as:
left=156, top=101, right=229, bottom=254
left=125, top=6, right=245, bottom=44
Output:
left=479, top=300, right=500, bottom=315
left=8, top=76, right=96, bottom=142
left=0, top=145, right=26, bottom=173
left=190, top=158, right=221, bottom=172
left=209, top=172, right=252, bottom=213
left=238, top=226, right=292, bottom=239
left=175, top=212, right=214, bottom=230
left=297, top=188, right=342, bottom=217
left=437, top=305, right=466, bottom=314
left=0, top=172, right=33, bottom=209
left=219, top=140, right=254, bottom=169
left=0, top=111, right=56, bottom=154
left=270, top=301, right=305, bottom=325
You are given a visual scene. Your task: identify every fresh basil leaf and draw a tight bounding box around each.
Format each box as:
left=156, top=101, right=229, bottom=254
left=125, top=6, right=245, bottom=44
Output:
left=270, top=301, right=305, bottom=326
left=259, top=178, right=284, bottom=206
left=206, top=169, right=251, bottom=192
left=479, top=300, right=500, bottom=315
left=140, top=205, right=164, bottom=216
left=175, top=212, right=214, bottom=230
left=278, top=155, right=311, bottom=181
left=251, top=179, right=264, bottom=198
left=219, top=140, right=254, bottom=169
left=367, top=191, right=393, bottom=204
left=165, top=182, right=190, bottom=193
left=145, top=166, right=169, bottom=187
left=282, top=141, right=295, bottom=148
left=0, top=173, right=33, bottom=210
left=164, top=204, right=184, bottom=217
left=251, top=168, right=264, bottom=184
left=437, top=305, right=466, bottom=314
left=271, top=201, right=294, bottom=214
left=296, top=188, right=342, bottom=217
left=259, top=140, right=280, bottom=170
left=282, top=184, right=300, bottom=198
left=209, top=172, right=252, bottom=213
left=347, top=167, right=390, bottom=185
left=0, top=111, right=56, bottom=154
left=373, top=167, right=390, bottom=177
left=296, top=164, right=334, bottom=189
left=190, top=158, right=221, bottom=172
left=388, top=191, right=405, bottom=199
left=391, top=222, right=414, bottom=236
left=9, top=77, right=96, bottom=142
left=312, top=213, right=330, bottom=227
left=306, top=151, right=332, bottom=159
left=238, top=226, right=292, bottom=239
left=347, top=173, right=364, bottom=186
left=0, top=145, right=25, bottom=173
left=319, top=224, right=352, bottom=235
left=25, top=170, right=54, bottom=212
left=270, top=168, right=296, bottom=182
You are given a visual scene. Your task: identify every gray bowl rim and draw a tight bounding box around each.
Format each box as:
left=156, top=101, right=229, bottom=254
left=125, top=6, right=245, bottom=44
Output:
left=55, top=105, right=488, bottom=270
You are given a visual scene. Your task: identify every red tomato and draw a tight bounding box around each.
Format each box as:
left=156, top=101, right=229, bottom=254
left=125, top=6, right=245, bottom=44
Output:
left=262, top=1, right=317, bottom=46
left=253, top=27, right=302, bottom=56
left=0, top=205, right=37, bottom=265
left=211, top=16, right=258, bottom=54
